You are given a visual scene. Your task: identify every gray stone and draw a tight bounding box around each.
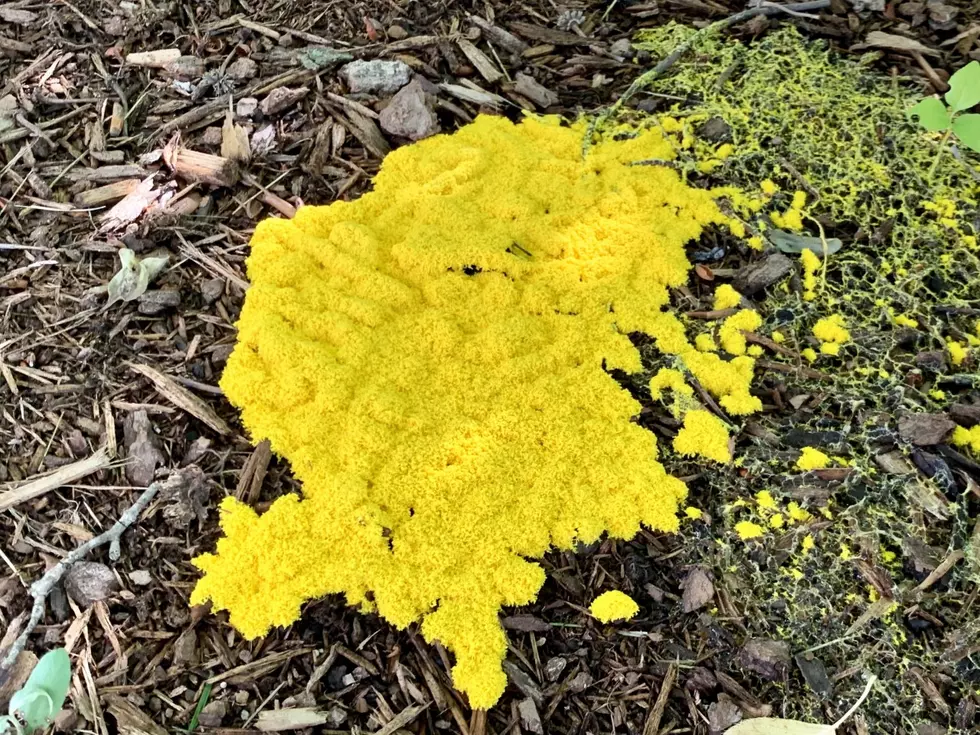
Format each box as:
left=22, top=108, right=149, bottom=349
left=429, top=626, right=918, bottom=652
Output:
left=197, top=700, right=228, bottom=728
left=65, top=561, right=119, bottom=607
left=340, top=59, right=412, bottom=95
left=128, top=570, right=153, bottom=586
left=708, top=693, right=742, bottom=734
left=123, top=409, right=164, bottom=487
left=201, top=277, right=225, bottom=304
left=681, top=567, right=714, bottom=613
left=898, top=413, right=955, bottom=446
left=568, top=671, right=593, bottom=693
left=544, top=656, right=567, bottom=682
left=609, top=38, right=632, bottom=59
left=517, top=698, right=543, bottom=735
left=379, top=80, right=440, bottom=141
left=226, top=57, right=258, bottom=81
left=737, top=638, right=791, bottom=681
left=260, top=86, right=309, bottom=116
left=138, top=289, right=181, bottom=315
left=236, top=97, right=258, bottom=118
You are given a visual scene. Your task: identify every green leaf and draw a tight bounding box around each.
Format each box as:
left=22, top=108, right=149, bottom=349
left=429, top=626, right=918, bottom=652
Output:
left=768, top=229, right=843, bottom=256
left=8, top=648, right=71, bottom=733
left=945, top=61, right=980, bottom=113
left=106, top=249, right=169, bottom=305
left=908, top=98, right=950, bottom=132
left=952, top=113, right=980, bottom=154
left=724, top=718, right=836, bottom=735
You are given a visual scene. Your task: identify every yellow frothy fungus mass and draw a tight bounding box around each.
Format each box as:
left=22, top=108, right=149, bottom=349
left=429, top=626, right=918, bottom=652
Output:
left=796, top=446, right=831, bottom=471
left=191, top=115, right=761, bottom=709
left=590, top=591, right=640, bottom=622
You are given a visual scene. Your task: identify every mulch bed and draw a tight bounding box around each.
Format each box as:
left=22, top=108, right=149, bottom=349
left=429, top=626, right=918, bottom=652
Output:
left=1, top=1, right=978, bottom=733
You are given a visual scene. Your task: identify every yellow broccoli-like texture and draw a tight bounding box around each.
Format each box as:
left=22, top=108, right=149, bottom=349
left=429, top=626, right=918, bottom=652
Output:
left=590, top=591, right=640, bottom=622
left=192, top=115, right=759, bottom=709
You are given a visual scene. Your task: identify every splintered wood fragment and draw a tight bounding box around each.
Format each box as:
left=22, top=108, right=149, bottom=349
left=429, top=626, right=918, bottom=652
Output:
left=508, top=21, right=585, bottom=46
left=256, top=708, right=330, bottom=732
left=643, top=663, right=676, bottom=735
left=438, top=82, right=505, bottom=109
left=335, top=643, right=380, bottom=676
left=173, top=148, right=240, bottom=187
left=109, top=101, right=125, bottom=137
left=128, top=363, right=232, bottom=435
left=341, top=109, right=390, bottom=158
left=0, top=448, right=110, bottom=512
left=468, top=16, right=527, bottom=54
left=221, top=110, right=251, bottom=164
left=205, top=647, right=316, bottom=685
left=235, top=439, right=272, bottom=504
left=238, top=17, right=281, bottom=40
left=126, top=49, right=182, bottom=68
left=374, top=704, right=428, bottom=735
left=457, top=39, right=503, bottom=83
left=845, top=597, right=896, bottom=636
left=74, top=179, right=141, bottom=207
left=913, top=549, right=964, bottom=593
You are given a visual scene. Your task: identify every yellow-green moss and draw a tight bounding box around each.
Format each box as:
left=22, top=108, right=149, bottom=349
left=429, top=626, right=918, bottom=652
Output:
left=192, top=115, right=762, bottom=708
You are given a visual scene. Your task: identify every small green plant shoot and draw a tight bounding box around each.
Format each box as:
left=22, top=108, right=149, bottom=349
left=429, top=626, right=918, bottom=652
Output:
left=908, top=61, right=980, bottom=176
left=0, top=649, right=71, bottom=735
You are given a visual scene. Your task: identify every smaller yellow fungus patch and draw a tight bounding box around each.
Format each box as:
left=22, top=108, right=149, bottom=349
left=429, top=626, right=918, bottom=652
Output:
left=735, top=520, right=765, bottom=540
left=952, top=425, right=980, bottom=454
left=802, top=347, right=818, bottom=362
left=713, top=284, right=742, bottom=311
left=684, top=506, right=704, bottom=520
left=787, top=502, right=812, bottom=522
left=801, top=248, right=820, bottom=301
left=893, top=314, right=918, bottom=328
left=812, top=314, right=850, bottom=353
left=771, top=330, right=786, bottom=344
left=801, top=534, right=815, bottom=553
left=761, top=179, right=778, bottom=196
left=719, top=309, right=762, bottom=355
left=769, top=514, right=785, bottom=529
left=796, top=447, right=831, bottom=471
left=947, top=339, right=968, bottom=367
left=754, top=490, right=778, bottom=511
left=590, top=591, right=640, bottom=622
left=649, top=368, right=693, bottom=401
left=695, top=333, right=718, bottom=352
left=673, top=410, right=732, bottom=463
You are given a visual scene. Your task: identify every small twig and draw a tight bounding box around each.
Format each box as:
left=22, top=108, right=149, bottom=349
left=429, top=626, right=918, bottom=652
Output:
left=583, top=1, right=831, bottom=155
left=0, top=471, right=188, bottom=671
left=831, top=674, right=878, bottom=730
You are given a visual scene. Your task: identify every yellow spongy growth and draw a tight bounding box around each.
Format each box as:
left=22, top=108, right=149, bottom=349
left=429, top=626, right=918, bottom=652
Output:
left=713, top=283, right=742, bottom=311
left=191, top=115, right=761, bottom=709
left=590, top=590, right=640, bottom=622
left=797, top=446, right=831, bottom=471
left=719, top=309, right=762, bottom=355
left=813, top=314, right=850, bottom=345
left=952, top=425, right=980, bottom=454
left=673, top=409, right=732, bottom=463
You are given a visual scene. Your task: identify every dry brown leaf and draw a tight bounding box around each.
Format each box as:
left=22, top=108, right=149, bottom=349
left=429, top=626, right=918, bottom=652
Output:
left=863, top=31, right=940, bottom=58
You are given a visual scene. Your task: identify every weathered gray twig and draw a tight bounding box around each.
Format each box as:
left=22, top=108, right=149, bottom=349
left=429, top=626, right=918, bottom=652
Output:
left=0, top=471, right=185, bottom=671
left=583, top=0, right=832, bottom=155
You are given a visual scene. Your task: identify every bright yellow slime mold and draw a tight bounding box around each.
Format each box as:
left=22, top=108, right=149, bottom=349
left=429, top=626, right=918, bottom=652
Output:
left=192, top=115, right=759, bottom=708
